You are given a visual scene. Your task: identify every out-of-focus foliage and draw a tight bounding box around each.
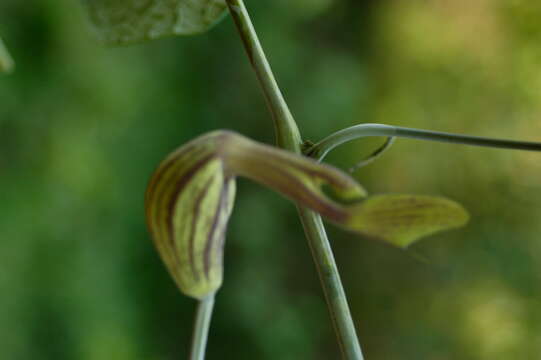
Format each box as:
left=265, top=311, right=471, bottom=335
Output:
left=82, top=0, right=227, bottom=45
left=0, top=36, right=14, bottom=73
left=1, top=0, right=541, bottom=359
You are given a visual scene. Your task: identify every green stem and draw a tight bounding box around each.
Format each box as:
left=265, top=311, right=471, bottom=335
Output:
left=308, top=123, right=541, bottom=161
left=189, top=296, right=215, bottom=360
left=297, top=207, right=365, bottom=360
left=225, top=0, right=301, bottom=151
left=226, top=1, right=364, bottom=359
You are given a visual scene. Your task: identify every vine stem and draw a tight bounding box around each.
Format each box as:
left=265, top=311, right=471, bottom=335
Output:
left=189, top=296, right=216, bottom=360
left=308, top=123, right=541, bottom=160
left=225, top=1, right=364, bottom=359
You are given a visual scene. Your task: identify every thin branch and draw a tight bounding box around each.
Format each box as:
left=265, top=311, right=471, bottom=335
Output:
left=307, top=123, right=541, bottom=161
left=225, top=0, right=301, bottom=151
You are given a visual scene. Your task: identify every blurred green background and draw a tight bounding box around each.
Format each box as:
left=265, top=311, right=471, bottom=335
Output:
left=2, top=0, right=541, bottom=359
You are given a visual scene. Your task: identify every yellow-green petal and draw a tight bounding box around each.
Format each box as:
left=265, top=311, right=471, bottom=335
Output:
left=346, top=194, right=469, bottom=248
left=146, top=132, right=235, bottom=299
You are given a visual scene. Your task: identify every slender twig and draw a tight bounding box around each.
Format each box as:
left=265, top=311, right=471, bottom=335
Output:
left=348, top=137, right=396, bottom=172
left=225, top=1, right=364, bottom=359
left=225, top=0, right=301, bottom=151
left=190, top=296, right=215, bottom=360
left=307, top=123, right=541, bottom=161
left=297, top=207, right=364, bottom=360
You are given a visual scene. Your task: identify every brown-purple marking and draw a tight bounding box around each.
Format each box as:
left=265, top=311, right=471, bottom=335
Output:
left=187, top=174, right=216, bottom=282
left=164, top=155, right=215, bottom=271
left=203, top=178, right=230, bottom=279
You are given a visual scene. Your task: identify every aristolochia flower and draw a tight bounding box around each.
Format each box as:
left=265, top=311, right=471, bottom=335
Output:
left=145, top=130, right=468, bottom=299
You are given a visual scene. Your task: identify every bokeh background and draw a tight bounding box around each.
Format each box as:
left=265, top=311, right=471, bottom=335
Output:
left=2, top=0, right=541, bottom=359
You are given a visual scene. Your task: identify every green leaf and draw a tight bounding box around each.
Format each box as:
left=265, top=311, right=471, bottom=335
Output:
left=82, top=0, right=228, bottom=45
left=0, top=36, right=14, bottom=73
left=346, top=194, right=469, bottom=248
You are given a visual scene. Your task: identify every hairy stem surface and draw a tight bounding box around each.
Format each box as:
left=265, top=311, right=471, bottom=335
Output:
left=226, top=1, right=364, bottom=359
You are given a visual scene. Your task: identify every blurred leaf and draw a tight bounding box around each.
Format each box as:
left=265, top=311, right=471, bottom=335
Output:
left=0, top=36, right=14, bottom=73
left=82, top=0, right=228, bottom=45
left=348, top=194, right=469, bottom=248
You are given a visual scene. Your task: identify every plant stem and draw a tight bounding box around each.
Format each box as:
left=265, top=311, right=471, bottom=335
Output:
left=226, top=1, right=364, bottom=359
left=225, top=0, right=301, bottom=151
left=190, top=296, right=215, bottom=360
left=308, top=123, right=541, bottom=161
left=297, top=207, right=365, bottom=360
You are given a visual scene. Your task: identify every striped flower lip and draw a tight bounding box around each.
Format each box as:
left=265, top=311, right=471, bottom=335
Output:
left=145, top=130, right=366, bottom=299
left=145, top=130, right=468, bottom=299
